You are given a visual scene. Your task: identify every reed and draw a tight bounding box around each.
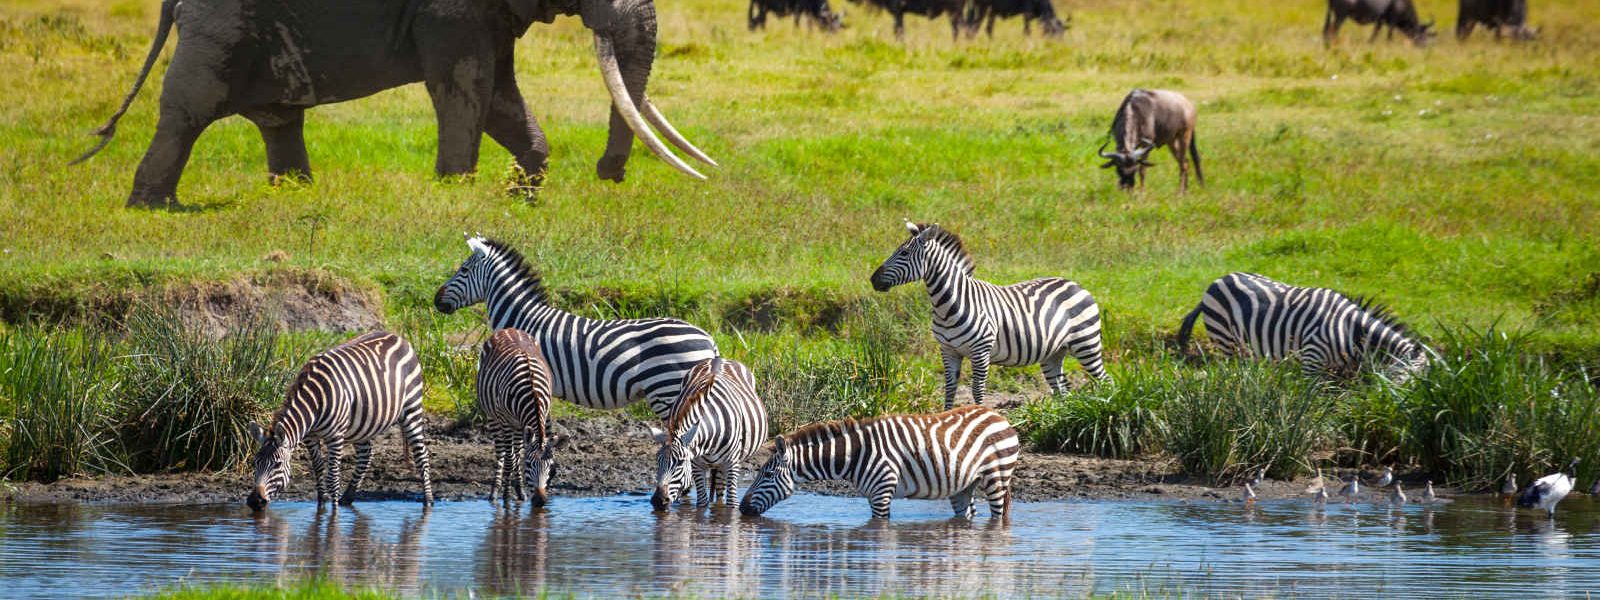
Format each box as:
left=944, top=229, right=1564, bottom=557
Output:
left=0, top=326, right=124, bottom=481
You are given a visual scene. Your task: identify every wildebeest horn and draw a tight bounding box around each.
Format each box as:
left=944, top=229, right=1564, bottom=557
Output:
left=594, top=34, right=706, bottom=180
left=641, top=100, right=718, bottom=168
left=1097, top=141, right=1116, bottom=159
left=1130, top=145, right=1152, bottom=160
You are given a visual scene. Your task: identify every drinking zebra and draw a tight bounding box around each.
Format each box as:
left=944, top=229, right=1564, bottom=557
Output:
left=870, top=221, right=1110, bottom=408
left=477, top=328, right=568, bottom=507
left=648, top=356, right=768, bottom=510
left=434, top=236, right=720, bottom=419
left=246, top=331, right=434, bottom=511
left=738, top=405, right=1020, bottom=519
left=1176, top=272, right=1431, bottom=382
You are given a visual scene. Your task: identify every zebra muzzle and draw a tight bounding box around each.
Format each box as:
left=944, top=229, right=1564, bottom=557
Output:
left=650, top=488, right=671, bottom=511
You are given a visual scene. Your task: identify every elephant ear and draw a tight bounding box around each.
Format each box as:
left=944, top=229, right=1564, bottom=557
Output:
left=507, top=0, right=556, bottom=24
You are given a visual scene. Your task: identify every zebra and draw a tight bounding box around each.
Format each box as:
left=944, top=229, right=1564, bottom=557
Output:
left=246, top=331, right=434, bottom=511
left=648, top=356, right=769, bottom=511
left=738, top=405, right=1020, bottom=519
left=477, top=328, right=568, bottom=507
left=1175, top=272, right=1431, bottom=382
left=869, top=221, right=1110, bottom=408
left=434, top=235, right=720, bottom=420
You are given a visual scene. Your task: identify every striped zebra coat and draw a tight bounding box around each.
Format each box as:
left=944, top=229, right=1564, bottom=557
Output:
left=477, top=328, right=567, bottom=507
left=648, top=357, right=768, bottom=510
left=434, top=236, right=720, bottom=420
left=738, top=405, right=1020, bottom=519
left=247, top=331, right=434, bottom=511
left=1177, top=272, right=1430, bottom=381
left=870, top=222, right=1110, bottom=408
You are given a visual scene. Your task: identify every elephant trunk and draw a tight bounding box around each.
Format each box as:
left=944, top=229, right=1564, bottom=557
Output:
left=594, top=0, right=716, bottom=181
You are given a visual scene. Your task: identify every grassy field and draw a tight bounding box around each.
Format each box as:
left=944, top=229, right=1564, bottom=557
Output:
left=2, top=0, right=1598, bottom=355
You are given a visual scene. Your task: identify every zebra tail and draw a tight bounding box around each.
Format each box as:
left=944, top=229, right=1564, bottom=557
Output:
left=1176, top=304, right=1204, bottom=355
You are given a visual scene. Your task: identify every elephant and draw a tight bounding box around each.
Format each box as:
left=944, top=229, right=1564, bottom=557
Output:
left=72, top=0, right=716, bottom=208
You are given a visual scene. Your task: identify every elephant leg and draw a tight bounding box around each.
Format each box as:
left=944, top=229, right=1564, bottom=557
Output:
left=893, top=9, right=906, bottom=39
left=484, top=63, right=550, bottom=197
left=127, top=64, right=228, bottom=208
left=243, top=107, right=311, bottom=185
left=417, top=31, right=495, bottom=178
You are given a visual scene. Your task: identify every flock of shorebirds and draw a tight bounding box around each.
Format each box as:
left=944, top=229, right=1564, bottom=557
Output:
left=1235, top=460, right=1596, bottom=518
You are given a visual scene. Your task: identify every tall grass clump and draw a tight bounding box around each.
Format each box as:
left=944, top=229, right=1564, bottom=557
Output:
left=1403, top=326, right=1600, bottom=490
left=398, top=307, right=484, bottom=424
left=1011, top=365, right=1168, bottom=459
left=751, top=333, right=937, bottom=434
left=0, top=327, right=124, bottom=481
left=1162, top=361, right=1334, bottom=482
left=119, top=307, right=285, bottom=472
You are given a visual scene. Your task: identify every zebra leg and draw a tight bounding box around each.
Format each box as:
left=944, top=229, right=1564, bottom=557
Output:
left=322, top=434, right=346, bottom=511
left=983, top=471, right=1013, bottom=519
left=969, top=350, right=992, bottom=407
left=1041, top=353, right=1069, bottom=396
left=340, top=442, right=374, bottom=506
left=940, top=346, right=963, bottom=409
left=510, top=427, right=527, bottom=502
left=307, top=441, right=328, bottom=505
left=950, top=484, right=977, bottom=519
left=399, top=411, right=436, bottom=506
left=722, top=464, right=742, bottom=506
left=700, top=468, right=720, bottom=508
left=866, top=473, right=899, bottom=519
left=489, top=421, right=507, bottom=505
left=693, top=467, right=712, bottom=507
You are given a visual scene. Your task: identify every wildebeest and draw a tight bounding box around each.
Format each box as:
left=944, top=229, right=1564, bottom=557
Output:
left=965, top=0, right=1068, bottom=37
left=749, top=0, right=844, bottom=32
left=1456, top=0, right=1534, bottom=40
left=1098, top=89, right=1202, bottom=193
left=1324, top=0, right=1436, bottom=46
left=850, top=0, right=968, bottom=39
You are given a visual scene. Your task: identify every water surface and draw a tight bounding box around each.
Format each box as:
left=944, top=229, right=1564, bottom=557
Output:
left=2, top=494, right=1598, bottom=597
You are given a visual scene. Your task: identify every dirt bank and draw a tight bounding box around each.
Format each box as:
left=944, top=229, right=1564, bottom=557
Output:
left=2, top=414, right=1456, bottom=506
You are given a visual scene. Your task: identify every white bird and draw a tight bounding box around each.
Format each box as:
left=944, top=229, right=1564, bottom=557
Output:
left=1423, top=480, right=1436, bottom=503
left=1390, top=483, right=1407, bottom=505
left=1242, top=483, right=1257, bottom=503
left=1338, top=476, right=1360, bottom=503
left=1517, top=459, right=1580, bottom=518
left=1374, top=466, right=1394, bottom=488
left=1253, top=469, right=1266, bottom=488
left=1314, top=486, right=1329, bottom=504
left=1501, top=473, right=1518, bottom=498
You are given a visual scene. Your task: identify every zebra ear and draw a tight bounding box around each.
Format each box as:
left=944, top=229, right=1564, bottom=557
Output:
left=649, top=426, right=668, bottom=444
left=904, top=221, right=920, bottom=236
left=248, top=422, right=267, bottom=445
left=772, top=436, right=788, bottom=456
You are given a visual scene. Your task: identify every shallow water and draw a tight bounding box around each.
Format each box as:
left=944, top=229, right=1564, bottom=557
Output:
left=2, top=493, right=1599, bottom=598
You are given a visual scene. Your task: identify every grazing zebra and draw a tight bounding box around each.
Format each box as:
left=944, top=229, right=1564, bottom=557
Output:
left=738, top=405, right=1020, bottom=519
left=434, top=235, right=720, bottom=420
left=246, top=331, right=434, bottom=511
left=869, top=221, right=1110, bottom=408
left=648, top=357, right=769, bottom=510
left=1176, top=272, right=1431, bottom=382
left=477, top=328, right=568, bottom=507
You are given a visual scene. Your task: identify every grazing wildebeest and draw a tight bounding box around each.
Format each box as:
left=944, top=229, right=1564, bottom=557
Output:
left=1323, top=0, right=1436, bottom=46
left=1456, top=0, right=1534, bottom=40
left=850, top=0, right=968, bottom=40
left=1098, top=89, right=1202, bottom=193
left=965, top=0, right=1067, bottom=38
left=750, top=0, right=844, bottom=31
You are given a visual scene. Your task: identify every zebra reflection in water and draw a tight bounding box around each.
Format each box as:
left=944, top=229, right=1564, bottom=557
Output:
left=746, top=517, right=1018, bottom=598
left=650, top=508, right=761, bottom=598
left=251, top=508, right=429, bottom=593
left=476, top=509, right=551, bottom=596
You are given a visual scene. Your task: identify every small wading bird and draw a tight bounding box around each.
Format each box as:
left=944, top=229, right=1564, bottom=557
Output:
left=1390, top=483, right=1407, bottom=505
left=1423, top=481, right=1436, bottom=504
left=1304, top=467, right=1326, bottom=496
left=1253, top=469, right=1266, bottom=488
left=1588, top=477, right=1600, bottom=496
left=1242, top=483, right=1257, bottom=504
left=1518, top=459, right=1580, bottom=518
left=1314, top=486, right=1330, bottom=504
left=1501, top=473, right=1518, bottom=505
left=1339, top=476, right=1360, bottom=504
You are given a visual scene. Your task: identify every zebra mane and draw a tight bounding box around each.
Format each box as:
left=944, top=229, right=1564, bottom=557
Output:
left=917, top=224, right=976, bottom=277
left=1350, top=294, right=1412, bottom=337
left=785, top=413, right=892, bottom=447
left=478, top=237, right=548, bottom=305
left=665, top=358, right=722, bottom=434
left=269, top=361, right=319, bottom=436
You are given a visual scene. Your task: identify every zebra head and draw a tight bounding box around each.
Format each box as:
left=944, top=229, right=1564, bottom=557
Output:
left=525, top=432, right=569, bottom=508
left=246, top=422, right=293, bottom=512
left=434, top=235, right=498, bottom=314
left=739, top=436, right=797, bottom=516
left=870, top=221, right=934, bottom=292
left=648, top=422, right=700, bottom=511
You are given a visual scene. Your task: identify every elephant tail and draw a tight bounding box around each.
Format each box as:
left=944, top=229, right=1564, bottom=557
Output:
left=70, top=0, right=178, bottom=166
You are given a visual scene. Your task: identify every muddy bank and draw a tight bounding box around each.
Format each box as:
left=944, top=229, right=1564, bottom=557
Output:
left=2, top=414, right=1464, bottom=506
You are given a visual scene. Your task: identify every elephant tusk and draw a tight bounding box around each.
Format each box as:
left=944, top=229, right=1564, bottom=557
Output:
left=641, top=99, right=718, bottom=168
left=594, top=34, right=705, bottom=180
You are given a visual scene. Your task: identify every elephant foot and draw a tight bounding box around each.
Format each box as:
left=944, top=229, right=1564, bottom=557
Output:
left=268, top=171, right=313, bottom=187
left=125, top=190, right=180, bottom=209
left=503, top=163, right=545, bottom=204
left=597, top=154, right=628, bottom=182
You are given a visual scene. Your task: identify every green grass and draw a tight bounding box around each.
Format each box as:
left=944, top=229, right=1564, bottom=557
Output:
left=1, top=0, right=1599, bottom=360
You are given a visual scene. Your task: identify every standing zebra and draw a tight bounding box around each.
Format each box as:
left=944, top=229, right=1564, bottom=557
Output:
left=738, top=405, right=1020, bottom=519
left=477, top=328, right=568, bottom=507
left=870, top=222, right=1110, bottom=408
left=648, top=356, right=769, bottom=510
left=246, top=331, right=434, bottom=511
left=1176, top=272, right=1430, bottom=382
left=434, top=236, right=720, bottom=420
